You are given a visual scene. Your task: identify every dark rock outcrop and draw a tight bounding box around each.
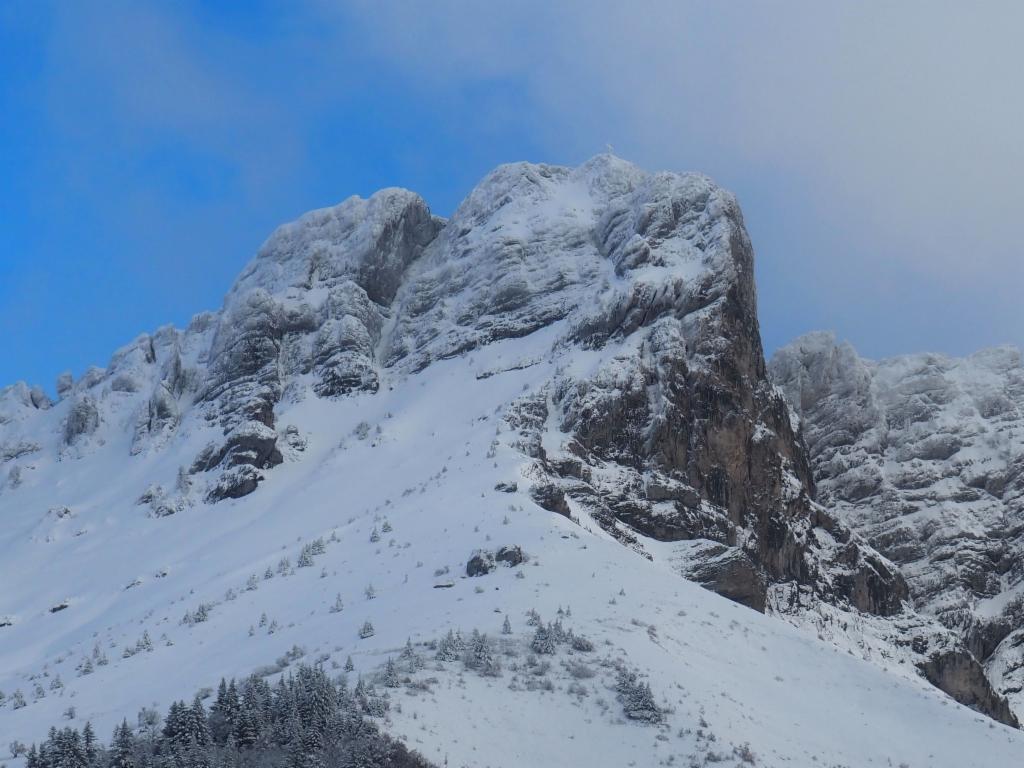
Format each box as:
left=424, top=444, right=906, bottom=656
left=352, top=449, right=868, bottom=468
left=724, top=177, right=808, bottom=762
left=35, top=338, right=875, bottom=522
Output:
left=920, top=650, right=1020, bottom=727
left=466, top=551, right=494, bottom=577
left=206, top=465, right=263, bottom=503
left=467, top=546, right=526, bottom=576
left=495, top=545, right=525, bottom=567
left=680, top=544, right=768, bottom=612
left=467, top=163, right=911, bottom=624
left=529, top=484, right=571, bottom=518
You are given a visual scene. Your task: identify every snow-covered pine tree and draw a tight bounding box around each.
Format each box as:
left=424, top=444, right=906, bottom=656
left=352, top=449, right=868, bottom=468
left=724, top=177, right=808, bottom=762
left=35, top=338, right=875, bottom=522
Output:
left=550, top=618, right=568, bottom=644
left=186, top=695, right=211, bottom=747
left=82, top=722, right=96, bottom=766
left=464, top=630, right=500, bottom=676
left=109, top=721, right=135, bottom=768
left=530, top=624, right=556, bottom=655
left=615, top=668, right=662, bottom=723
left=434, top=630, right=461, bottom=662
left=381, top=658, right=401, bottom=688
left=231, top=704, right=259, bottom=749
left=399, top=638, right=421, bottom=671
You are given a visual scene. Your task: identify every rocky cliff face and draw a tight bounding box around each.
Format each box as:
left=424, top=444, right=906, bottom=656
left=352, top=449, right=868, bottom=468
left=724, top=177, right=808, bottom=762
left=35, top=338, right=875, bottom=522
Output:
left=1, top=156, right=1013, bottom=724
left=771, top=333, right=1024, bottom=720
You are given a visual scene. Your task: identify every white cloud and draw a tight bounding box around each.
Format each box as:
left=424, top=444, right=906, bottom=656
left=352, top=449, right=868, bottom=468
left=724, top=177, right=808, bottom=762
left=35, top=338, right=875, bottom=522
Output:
left=338, top=1, right=1024, bottom=354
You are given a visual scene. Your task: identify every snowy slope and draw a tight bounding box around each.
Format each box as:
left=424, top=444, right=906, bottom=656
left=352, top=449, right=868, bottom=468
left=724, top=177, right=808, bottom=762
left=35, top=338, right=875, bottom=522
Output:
left=2, top=158, right=1021, bottom=766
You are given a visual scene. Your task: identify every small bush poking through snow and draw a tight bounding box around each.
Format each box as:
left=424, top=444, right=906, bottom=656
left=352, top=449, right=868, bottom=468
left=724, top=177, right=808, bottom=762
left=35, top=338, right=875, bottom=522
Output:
left=571, top=634, right=595, bottom=652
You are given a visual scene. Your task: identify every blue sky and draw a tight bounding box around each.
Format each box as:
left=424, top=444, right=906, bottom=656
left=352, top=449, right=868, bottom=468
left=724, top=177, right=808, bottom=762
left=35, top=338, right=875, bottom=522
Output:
left=2, top=1, right=1021, bottom=391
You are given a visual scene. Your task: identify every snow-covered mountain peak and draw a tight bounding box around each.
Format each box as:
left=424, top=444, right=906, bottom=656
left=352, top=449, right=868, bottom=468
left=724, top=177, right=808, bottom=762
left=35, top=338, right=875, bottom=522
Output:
left=230, top=188, right=439, bottom=307
left=3, top=159, right=1023, bottom=766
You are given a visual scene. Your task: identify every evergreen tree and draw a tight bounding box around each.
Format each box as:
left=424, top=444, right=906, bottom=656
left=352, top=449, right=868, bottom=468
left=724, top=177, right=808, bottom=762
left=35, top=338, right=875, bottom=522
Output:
left=381, top=658, right=401, bottom=688
left=296, top=665, right=335, bottom=736
left=435, top=630, right=464, bottom=662
left=186, top=695, right=211, bottom=747
left=615, top=668, right=662, bottom=723
left=400, top=638, right=415, bottom=659
left=48, top=726, right=87, bottom=768
left=464, top=630, right=501, bottom=676
left=399, top=638, right=422, bottom=671
left=231, top=706, right=259, bottom=750
left=530, top=623, right=556, bottom=655
left=550, top=618, right=568, bottom=644
left=210, top=679, right=241, bottom=745
left=163, top=701, right=186, bottom=745
left=108, top=721, right=135, bottom=768
left=82, top=722, right=97, bottom=767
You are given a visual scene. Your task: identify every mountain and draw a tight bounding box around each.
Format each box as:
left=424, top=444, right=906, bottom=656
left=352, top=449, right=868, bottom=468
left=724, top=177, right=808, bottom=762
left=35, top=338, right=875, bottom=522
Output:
left=771, top=332, right=1024, bottom=716
left=1, top=157, right=1021, bottom=767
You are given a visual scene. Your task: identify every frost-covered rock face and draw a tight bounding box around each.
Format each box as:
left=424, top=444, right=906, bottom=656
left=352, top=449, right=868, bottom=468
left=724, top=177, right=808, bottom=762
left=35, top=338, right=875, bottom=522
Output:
left=771, top=333, right=1024, bottom=717
left=192, top=190, right=442, bottom=483
left=1, top=156, right=1017, bottom=735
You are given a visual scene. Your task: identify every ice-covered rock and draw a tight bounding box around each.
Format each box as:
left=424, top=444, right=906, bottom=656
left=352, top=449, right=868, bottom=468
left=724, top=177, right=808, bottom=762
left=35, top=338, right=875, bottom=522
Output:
left=771, top=333, right=1024, bottom=717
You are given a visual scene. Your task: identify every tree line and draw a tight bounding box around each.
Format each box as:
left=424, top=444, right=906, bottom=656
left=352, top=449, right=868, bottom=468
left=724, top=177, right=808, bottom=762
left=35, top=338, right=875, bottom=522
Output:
left=19, top=664, right=432, bottom=768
